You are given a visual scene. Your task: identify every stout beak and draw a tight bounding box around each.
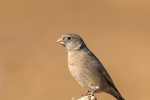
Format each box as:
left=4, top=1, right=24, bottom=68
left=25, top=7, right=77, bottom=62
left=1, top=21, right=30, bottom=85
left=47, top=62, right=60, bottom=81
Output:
left=57, top=37, right=65, bottom=45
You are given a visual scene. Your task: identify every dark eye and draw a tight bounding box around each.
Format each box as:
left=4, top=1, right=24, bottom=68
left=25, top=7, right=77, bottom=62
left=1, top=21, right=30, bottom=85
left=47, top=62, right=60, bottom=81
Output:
left=67, top=37, right=72, bottom=40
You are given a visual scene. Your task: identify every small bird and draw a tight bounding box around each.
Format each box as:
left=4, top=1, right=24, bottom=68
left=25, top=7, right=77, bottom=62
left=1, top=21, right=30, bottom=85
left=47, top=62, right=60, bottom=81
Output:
left=57, top=34, right=125, bottom=100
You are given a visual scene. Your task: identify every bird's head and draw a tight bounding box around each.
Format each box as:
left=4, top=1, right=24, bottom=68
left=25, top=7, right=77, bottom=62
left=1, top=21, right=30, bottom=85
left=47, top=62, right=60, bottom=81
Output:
left=57, top=34, right=86, bottom=51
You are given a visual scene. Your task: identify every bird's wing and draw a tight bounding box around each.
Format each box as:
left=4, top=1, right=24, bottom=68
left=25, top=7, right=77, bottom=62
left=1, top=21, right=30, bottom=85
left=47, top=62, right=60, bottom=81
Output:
left=102, top=68, right=120, bottom=94
left=86, top=49, right=120, bottom=93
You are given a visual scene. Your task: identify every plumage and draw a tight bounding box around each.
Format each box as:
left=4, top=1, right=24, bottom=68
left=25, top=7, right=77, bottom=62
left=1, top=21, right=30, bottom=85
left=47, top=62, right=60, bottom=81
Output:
left=57, top=33, right=125, bottom=100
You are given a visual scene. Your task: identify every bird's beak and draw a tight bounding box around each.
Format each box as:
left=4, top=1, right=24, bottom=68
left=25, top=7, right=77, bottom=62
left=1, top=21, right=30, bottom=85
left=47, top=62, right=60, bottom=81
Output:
left=57, top=37, right=65, bottom=45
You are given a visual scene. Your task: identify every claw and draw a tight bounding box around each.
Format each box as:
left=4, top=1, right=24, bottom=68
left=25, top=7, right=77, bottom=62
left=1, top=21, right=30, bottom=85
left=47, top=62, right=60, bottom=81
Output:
left=91, top=88, right=99, bottom=96
left=81, top=90, right=90, bottom=97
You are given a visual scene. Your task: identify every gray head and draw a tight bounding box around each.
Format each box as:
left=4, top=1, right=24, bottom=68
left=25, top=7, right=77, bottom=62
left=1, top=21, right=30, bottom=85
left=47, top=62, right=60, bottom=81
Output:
left=57, top=34, right=86, bottom=52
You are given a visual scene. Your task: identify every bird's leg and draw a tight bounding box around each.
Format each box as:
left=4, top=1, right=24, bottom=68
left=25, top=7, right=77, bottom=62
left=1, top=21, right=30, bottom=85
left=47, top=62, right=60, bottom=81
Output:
left=91, top=88, right=99, bottom=96
left=85, top=90, right=91, bottom=96
left=81, top=90, right=90, bottom=97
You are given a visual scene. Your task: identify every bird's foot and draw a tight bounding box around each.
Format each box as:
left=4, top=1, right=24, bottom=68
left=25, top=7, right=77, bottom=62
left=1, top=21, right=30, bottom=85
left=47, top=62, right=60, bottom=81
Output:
left=81, top=90, right=90, bottom=97
left=91, top=88, right=99, bottom=96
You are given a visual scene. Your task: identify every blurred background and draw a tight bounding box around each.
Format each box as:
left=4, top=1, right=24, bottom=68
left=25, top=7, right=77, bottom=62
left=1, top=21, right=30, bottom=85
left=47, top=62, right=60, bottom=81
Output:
left=0, top=0, right=150, bottom=100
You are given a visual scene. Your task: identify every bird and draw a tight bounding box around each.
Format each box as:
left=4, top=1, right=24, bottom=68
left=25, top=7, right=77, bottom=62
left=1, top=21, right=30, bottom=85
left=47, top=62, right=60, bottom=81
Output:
left=57, top=33, right=125, bottom=100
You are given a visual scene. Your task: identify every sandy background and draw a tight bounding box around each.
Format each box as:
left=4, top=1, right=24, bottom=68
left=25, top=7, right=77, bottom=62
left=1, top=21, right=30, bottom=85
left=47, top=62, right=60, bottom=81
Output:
left=0, top=0, right=150, bottom=100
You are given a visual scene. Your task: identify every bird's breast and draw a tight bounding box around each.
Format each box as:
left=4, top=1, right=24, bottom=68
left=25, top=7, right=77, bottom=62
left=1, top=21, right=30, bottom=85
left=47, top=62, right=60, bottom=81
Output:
left=67, top=52, right=87, bottom=77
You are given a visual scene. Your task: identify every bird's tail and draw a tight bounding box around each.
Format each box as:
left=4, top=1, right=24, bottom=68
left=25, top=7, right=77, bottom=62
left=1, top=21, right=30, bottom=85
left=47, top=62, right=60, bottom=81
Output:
left=108, top=87, right=125, bottom=100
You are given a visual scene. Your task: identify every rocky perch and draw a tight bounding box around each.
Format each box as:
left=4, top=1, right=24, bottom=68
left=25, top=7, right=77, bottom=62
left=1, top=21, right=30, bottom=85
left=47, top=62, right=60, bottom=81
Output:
left=72, top=95, right=97, bottom=100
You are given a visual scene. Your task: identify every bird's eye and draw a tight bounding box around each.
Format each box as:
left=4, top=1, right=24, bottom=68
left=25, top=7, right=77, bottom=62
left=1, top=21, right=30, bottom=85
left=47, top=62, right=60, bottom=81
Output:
left=67, top=37, right=72, bottom=40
